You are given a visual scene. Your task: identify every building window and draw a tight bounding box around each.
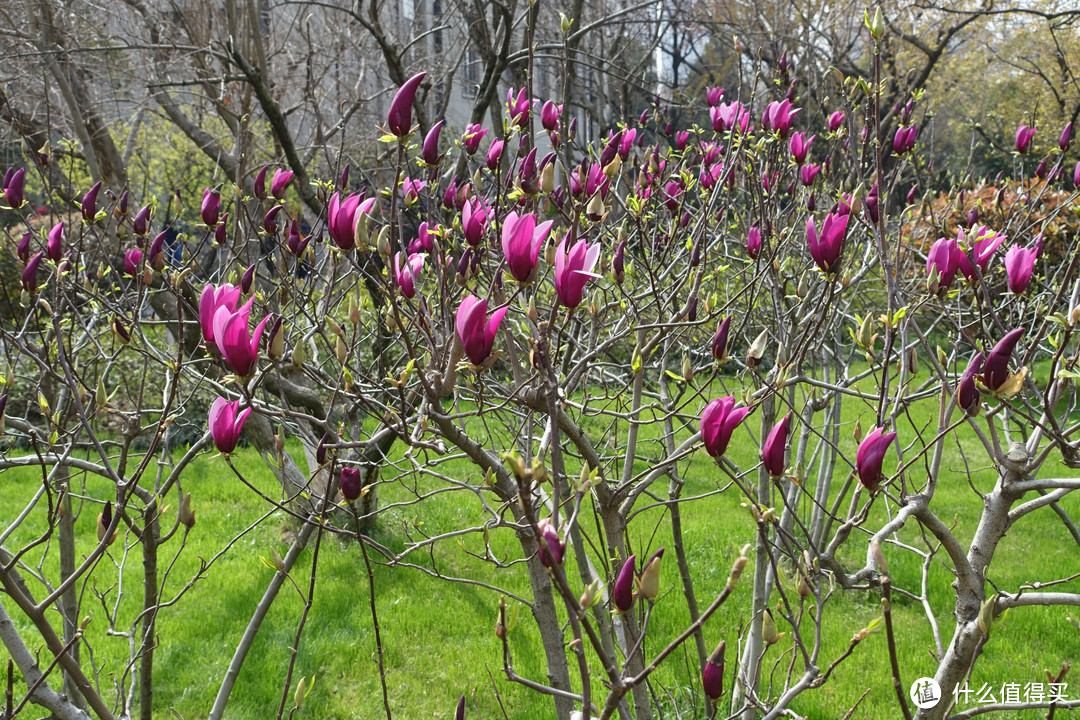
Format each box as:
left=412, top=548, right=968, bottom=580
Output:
left=462, top=46, right=480, bottom=97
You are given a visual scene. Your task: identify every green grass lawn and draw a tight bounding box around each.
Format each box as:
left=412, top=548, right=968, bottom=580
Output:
left=2, top=381, right=1080, bottom=720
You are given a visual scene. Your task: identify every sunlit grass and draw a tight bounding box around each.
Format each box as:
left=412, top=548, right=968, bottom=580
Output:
left=2, top=377, right=1079, bottom=719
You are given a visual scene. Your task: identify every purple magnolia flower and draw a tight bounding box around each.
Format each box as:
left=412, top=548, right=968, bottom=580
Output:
left=1004, top=245, right=1037, bottom=294
left=340, top=466, right=363, bottom=501
left=700, top=162, right=723, bottom=190
left=82, top=181, right=102, bottom=222
left=806, top=211, right=848, bottom=273
left=983, top=327, right=1024, bottom=391
left=957, top=226, right=1007, bottom=281
left=1060, top=122, right=1073, bottom=152
left=517, top=148, right=539, bottom=193
left=47, top=222, right=64, bottom=261
left=554, top=236, right=601, bottom=308
left=789, top=132, right=814, bottom=165
left=215, top=215, right=229, bottom=244
left=486, top=138, right=505, bottom=171
left=409, top=222, right=435, bottom=255
left=148, top=231, right=167, bottom=270
left=328, top=192, right=376, bottom=251
left=461, top=197, right=490, bottom=246
left=506, top=87, right=531, bottom=127
left=200, top=284, right=242, bottom=346
left=700, top=396, right=750, bottom=458
left=270, top=169, right=294, bottom=200
left=663, top=180, right=684, bottom=212
left=958, top=352, right=984, bottom=415
left=456, top=247, right=479, bottom=283
left=401, top=177, right=426, bottom=204
left=208, top=397, right=251, bottom=454
left=463, top=124, right=488, bottom=154
left=132, top=204, right=152, bottom=236
left=17, top=232, right=31, bottom=261
left=710, top=102, right=751, bottom=134
left=240, top=263, right=255, bottom=294
left=827, top=111, right=845, bottom=132
left=201, top=188, right=221, bottom=227
left=585, top=163, right=610, bottom=198
left=711, top=317, right=731, bottom=362
left=502, top=211, right=554, bottom=283
left=926, top=236, right=960, bottom=290
left=456, top=294, right=508, bottom=366
left=253, top=166, right=269, bottom=200
left=907, top=184, right=919, bottom=205
left=388, top=72, right=427, bottom=137
left=747, top=226, right=762, bottom=259
left=213, top=297, right=272, bottom=376
left=124, top=248, right=143, bottom=275
left=760, top=99, right=799, bottom=138
left=1015, top=125, right=1036, bottom=154
left=613, top=554, right=636, bottom=612
left=22, top=252, right=44, bottom=293
left=2, top=167, right=25, bottom=208
left=856, top=427, right=897, bottom=490
left=865, top=182, right=880, bottom=224
left=965, top=207, right=979, bottom=229
left=762, top=413, right=792, bottom=477
left=703, top=641, right=726, bottom=701
left=799, top=164, right=821, bottom=186
left=893, top=125, right=918, bottom=155
left=443, top=179, right=460, bottom=209
left=541, top=100, right=561, bottom=132
left=422, top=120, right=444, bottom=165
left=393, top=252, right=424, bottom=298
left=706, top=86, right=724, bottom=107
left=262, top=205, right=284, bottom=235
left=536, top=517, right=564, bottom=568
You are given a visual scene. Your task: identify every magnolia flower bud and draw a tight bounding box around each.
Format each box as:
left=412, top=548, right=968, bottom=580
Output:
left=586, top=193, right=606, bottom=222
left=340, top=466, right=363, bottom=501
left=613, top=555, right=636, bottom=612
left=293, top=677, right=308, bottom=710
left=241, top=263, right=256, bottom=294
left=703, top=640, right=726, bottom=701
left=762, top=608, right=779, bottom=644
left=291, top=337, right=305, bottom=367
left=746, top=329, right=768, bottom=367
left=97, top=501, right=118, bottom=546
left=579, top=578, right=602, bottom=610
left=316, top=431, right=331, bottom=465
left=495, top=597, right=507, bottom=639
left=540, top=162, right=555, bottom=194
left=179, top=492, right=195, bottom=529
left=376, top=226, right=391, bottom=256
left=977, top=595, right=997, bottom=635
left=268, top=318, right=285, bottom=360
left=637, top=548, right=664, bottom=601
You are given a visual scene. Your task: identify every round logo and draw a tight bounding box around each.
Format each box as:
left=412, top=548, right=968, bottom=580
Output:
left=910, top=677, right=942, bottom=709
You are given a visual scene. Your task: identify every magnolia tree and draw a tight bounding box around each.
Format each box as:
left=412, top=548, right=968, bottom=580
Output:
left=3, top=21, right=1080, bottom=720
